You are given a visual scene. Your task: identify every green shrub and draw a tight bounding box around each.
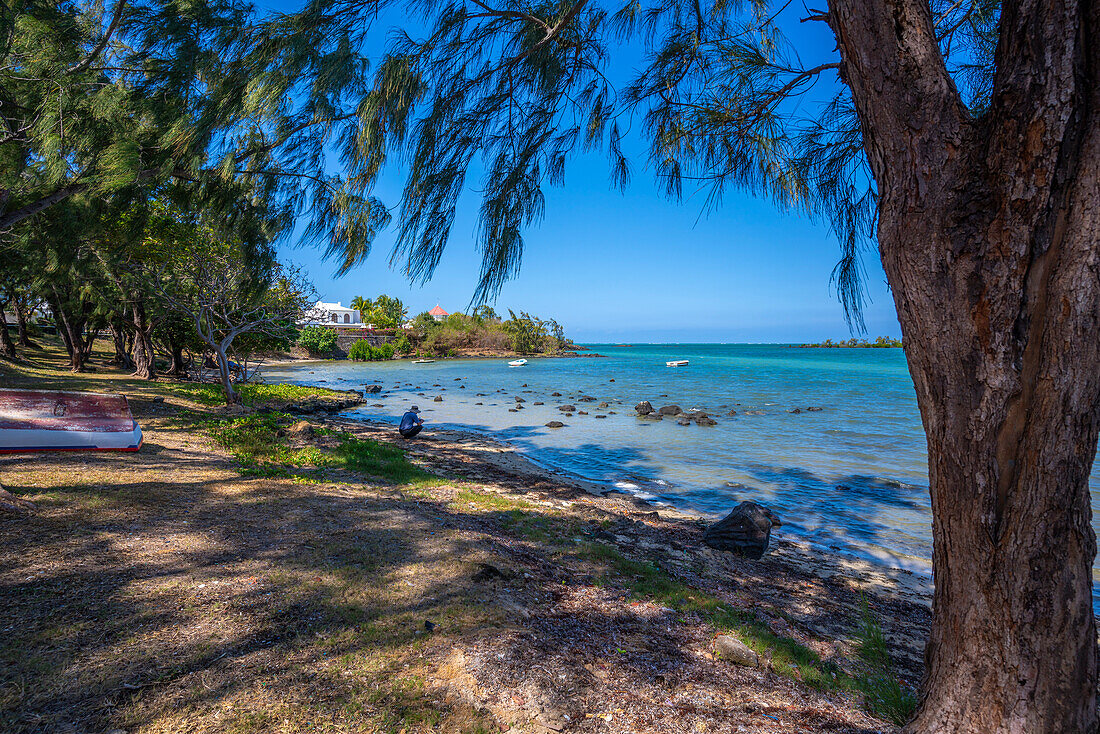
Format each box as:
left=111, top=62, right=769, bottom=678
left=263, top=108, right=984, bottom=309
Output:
left=393, top=334, right=411, bottom=355
left=297, top=326, right=338, bottom=355
left=348, top=339, right=373, bottom=361
left=348, top=340, right=396, bottom=361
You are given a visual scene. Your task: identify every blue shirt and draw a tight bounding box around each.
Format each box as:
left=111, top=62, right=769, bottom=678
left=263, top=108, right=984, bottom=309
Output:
left=399, top=411, right=422, bottom=432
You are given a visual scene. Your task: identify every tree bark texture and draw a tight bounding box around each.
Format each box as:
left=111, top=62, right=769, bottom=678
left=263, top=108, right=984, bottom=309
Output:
left=829, top=0, right=1100, bottom=731
left=130, top=300, right=156, bottom=380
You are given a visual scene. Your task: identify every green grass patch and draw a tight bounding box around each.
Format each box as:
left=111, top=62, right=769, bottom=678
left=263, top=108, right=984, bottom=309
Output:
left=206, top=413, right=441, bottom=486
left=852, top=597, right=918, bottom=725
left=173, top=382, right=346, bottom=407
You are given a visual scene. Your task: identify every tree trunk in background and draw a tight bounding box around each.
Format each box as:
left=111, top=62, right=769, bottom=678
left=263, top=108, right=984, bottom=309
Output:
left=110, top=321, right=134, bottom=370
left=48, top=288, right=93, bottom=372
left=166, top=340, right=187, bottom=377
left=12, top=298, right=31, bottom=347
left=130, top=300, right=156, bottom=380
left=829, top=0, right=1099, bottom=730
left=0, top=313, right=15, bottom=359
left=215, top=346, right=239, bottom=404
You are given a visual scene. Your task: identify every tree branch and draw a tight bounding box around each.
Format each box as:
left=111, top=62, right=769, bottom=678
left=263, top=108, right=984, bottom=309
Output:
left=64, top=1, right=128, bottom=76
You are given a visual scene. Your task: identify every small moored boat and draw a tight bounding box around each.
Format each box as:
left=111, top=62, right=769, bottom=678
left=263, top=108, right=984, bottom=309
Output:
left=666, top=360, right=689, bottom=367
left=508, top=359, right=528, bottom=367
left=412, top=359, right=435, bottom=364
left=0, top=388, right=143, bottom=453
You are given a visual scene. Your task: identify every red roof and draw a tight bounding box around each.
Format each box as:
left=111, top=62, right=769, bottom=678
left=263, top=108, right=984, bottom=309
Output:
left=428, top=304, right=449, bottom=316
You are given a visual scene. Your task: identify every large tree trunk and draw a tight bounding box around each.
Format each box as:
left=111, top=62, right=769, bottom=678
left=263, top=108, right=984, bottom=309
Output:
left=131, top=300, right=156, bottom=380
left=829, top=0, right=1099, bottom=730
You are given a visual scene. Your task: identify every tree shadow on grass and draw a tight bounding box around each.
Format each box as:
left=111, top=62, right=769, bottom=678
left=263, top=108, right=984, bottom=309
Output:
left=0, top=440, right=919, bottom=733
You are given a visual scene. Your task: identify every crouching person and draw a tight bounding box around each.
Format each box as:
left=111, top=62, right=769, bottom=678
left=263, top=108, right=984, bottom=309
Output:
left=399, top=405, right=424, bottom=439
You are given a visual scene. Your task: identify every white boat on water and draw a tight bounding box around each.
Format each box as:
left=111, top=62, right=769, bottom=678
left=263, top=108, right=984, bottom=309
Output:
left=0, top=388, right=143, bottom=453
left=412, top=359, right=435, bottom=364
left=508, top=359, right=528, bottom=367
left=666, top=360, right=689, bottom=367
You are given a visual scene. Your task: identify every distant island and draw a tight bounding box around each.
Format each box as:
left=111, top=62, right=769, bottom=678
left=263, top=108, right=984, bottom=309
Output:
left=798, top=336, right=903, bottom=348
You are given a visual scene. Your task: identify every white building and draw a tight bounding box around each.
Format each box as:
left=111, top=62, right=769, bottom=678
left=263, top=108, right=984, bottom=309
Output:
left=299, top=301, right=364, bottom=327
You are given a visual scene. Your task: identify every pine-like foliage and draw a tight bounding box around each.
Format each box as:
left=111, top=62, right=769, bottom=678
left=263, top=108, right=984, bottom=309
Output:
left=290, top=0, right=1000, bottom=325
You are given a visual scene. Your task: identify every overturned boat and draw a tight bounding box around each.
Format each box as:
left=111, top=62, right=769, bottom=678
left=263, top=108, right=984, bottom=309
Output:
left=0, top=388, right=143, bottom=453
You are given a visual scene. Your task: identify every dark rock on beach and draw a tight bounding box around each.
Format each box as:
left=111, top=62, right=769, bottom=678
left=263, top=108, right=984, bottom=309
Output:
left=703, top=501, right=782, bottom=559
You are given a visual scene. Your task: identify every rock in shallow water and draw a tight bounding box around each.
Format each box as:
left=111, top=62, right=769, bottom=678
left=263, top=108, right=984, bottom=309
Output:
left=658, top=404, right=683, bottom=416
left=703, top=501, right=781, bottom=559
left=545, top=421, right=565, bottom=428
left=635, top=400, right=654, bottom=415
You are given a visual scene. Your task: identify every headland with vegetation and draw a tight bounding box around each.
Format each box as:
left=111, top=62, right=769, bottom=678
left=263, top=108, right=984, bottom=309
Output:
left=797, top=337, right=903, bottom=349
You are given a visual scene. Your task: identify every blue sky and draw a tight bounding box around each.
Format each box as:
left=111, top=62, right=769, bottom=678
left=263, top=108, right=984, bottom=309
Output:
left=272, top=3, right=902, bottom=344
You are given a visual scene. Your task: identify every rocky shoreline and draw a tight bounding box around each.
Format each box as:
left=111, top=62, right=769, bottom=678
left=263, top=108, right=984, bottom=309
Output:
left=315, top=412, right=935, bottom=671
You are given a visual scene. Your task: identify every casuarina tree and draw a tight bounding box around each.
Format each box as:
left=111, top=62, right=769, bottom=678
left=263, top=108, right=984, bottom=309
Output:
left=267, top=0, right=1097, bottom=730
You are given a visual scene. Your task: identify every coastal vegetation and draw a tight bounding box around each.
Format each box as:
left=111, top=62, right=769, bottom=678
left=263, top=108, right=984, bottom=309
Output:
left=800, top=337, right=903, bottom=349
left=347, top=340, right=396, bottom=361
left=406, top=309, right=573, bottom=358
left=295, top=325, right=339, bottom=357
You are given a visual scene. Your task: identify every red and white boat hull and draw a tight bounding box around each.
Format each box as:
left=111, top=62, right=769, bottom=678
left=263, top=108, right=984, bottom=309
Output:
left=0, top=389, right=143, bottom=453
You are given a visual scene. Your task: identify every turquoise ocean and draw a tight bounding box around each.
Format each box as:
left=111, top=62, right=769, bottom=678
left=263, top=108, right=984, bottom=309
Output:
left=262, top=344, right=1100, bottom=595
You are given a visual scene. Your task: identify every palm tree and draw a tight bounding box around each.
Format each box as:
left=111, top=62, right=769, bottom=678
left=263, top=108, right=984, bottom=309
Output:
left=350, top=296, right=371, bottom=321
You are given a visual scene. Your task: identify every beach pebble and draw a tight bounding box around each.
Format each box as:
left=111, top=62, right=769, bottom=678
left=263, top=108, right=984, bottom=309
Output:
left=475, top=402, right=483, bottom=405
left=714, top=635, right=760, bottom=667
left=515, top=397, right=525, bottom=402
left=577, top=410, right=588, bottom=415
left=598, top=402, right=609, bottom=408
left=433, top=396, right=443, bottom=402
left=558, top=405, right=576, bottom=412
left=545, top=421, right=565, bottom=428
left=635, top=400, right=654, bottom=415
left=533, top=402, right=544, bottom=405
left=595, top=415, right=607, bottom=419
left=551, top=392, right=562, bottom=397
left=703, top=501, right=781, bottom=559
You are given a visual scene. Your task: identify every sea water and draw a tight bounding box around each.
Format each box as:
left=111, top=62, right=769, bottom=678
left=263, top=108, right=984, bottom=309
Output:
left=262, top=344, right=1100, bottom=593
